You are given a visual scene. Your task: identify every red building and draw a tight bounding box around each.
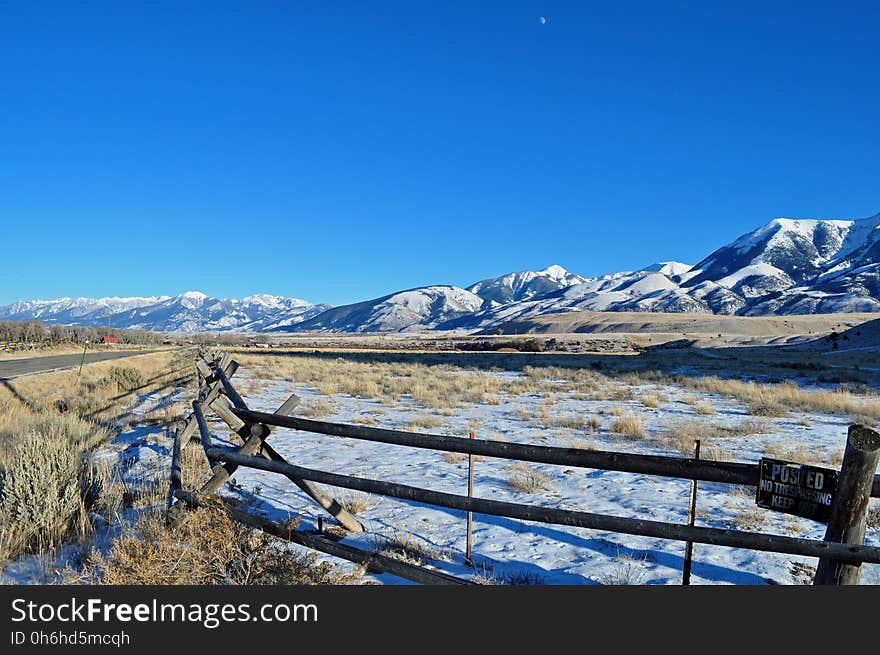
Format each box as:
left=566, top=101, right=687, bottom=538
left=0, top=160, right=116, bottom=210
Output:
left=101, top=335, right=119, bottom=345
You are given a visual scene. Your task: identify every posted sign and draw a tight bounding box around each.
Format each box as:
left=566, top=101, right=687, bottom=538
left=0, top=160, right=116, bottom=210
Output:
left=756, top=458, right=838, bottom=523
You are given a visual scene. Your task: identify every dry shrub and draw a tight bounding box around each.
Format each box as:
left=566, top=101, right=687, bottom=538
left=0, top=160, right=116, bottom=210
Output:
left=731, top=506, right=767, bottom=531
left=867, top=503, right=880, bottom=530
left=502, top=569, right=544, bottom=585
left=764, top=442, right=811, bottom=464
left=610, top=414, right=646, bottom=439
left=317, top=382, right=338, bottom=396
left=408, top=413, right=443, bottom=430
left=298, top=399, right=334, bottom=418
left=374, top=533, right=439, bottom=566
left=587, top=415, right=602, bottom=432
left=608, top=387, right=635, bottom=401
left=640, top=393, right=663, bottom=409
left=100, top=366, right=146, bottom=393
left=729, top=417, right=772, bottom=435
left=694, top=402, right=716, bottom=416
left=656, top=419, right=715, bottom=454
left=0, top=349, right=193, bottom=565
left=341, top=491, right=370, bottom=515
left=553, top=414, right=586, bottom=430
left=698, top=443, right=733, bottom=462
left=599, top=553, right=648, bottom=585
left=824, top=448, right=845, bottom=469
left=87, top=505, right=360, bottom=585
left=656, top=417, right=766, bottom=457
left=0, top=420, right=93, bottom=562
left=748, top=398, right=789, bottom=417
left=849, top=415, right=877, bottom=428
left=505, top=463, right=552, bottom=493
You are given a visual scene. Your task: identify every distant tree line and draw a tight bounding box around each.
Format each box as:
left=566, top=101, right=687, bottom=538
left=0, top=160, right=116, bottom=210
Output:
left=0, top=320, right=168, bottom=345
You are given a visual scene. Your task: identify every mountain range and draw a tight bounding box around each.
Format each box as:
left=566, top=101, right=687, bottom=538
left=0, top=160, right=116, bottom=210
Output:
left=2, top=212, right=878, bottom=333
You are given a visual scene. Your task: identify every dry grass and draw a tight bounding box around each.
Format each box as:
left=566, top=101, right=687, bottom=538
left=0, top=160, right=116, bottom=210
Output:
left=730, top=506, right=768, bottom=532
left=655, top=416, right=771, bottom=457
left=849, top=415, right=878, bottom=428
left=867, top=503, right=880, bottom=530
left=340, top=491, right=370, bottom=515
left=408, top=413, right=444, bottom=430
left=505, top=463, right=552, bottom=493
left=681, top=376, right=880, bottom=419
left=609, top=414, right=646, bottom=439
left=373, top=533, right=439, bottom=566
left=693, top=402, right=717, bottom=416
left=748, top=398, right=789, bottom=417
left=764, top=441, right=812, bottom=464
left=599, top=553, right=649, bottom=585
left=297, top=398, right=334, bottom=418
left=640, top=393, right=664, bottom=409
left=552, top=414, right=586, bottom=430
left=233, top=353, right=505, bottom=410
left=82, top=504, right=361, bottom=585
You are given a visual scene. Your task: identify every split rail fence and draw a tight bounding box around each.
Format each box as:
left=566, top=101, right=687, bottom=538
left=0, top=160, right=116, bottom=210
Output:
left=167, top=350, right=880, bottom=585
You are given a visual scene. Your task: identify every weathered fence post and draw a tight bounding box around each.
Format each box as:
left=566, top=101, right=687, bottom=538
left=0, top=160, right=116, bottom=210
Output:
left=682, top=439, right=700, bottom=585
left=813, top=424, right=880, bottom=585
left=168, top=427, right=182, bottom=510
left=466, top=431, right=475, bottom=566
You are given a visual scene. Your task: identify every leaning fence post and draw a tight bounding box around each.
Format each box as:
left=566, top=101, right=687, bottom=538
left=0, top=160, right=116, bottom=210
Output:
left=813, top=424, right=880, bottom=585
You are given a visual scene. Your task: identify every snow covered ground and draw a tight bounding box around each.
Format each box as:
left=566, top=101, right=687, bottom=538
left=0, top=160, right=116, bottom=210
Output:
left=200, top=367, right=878, bottom=586
left=5, top=361, right=877, bottom=586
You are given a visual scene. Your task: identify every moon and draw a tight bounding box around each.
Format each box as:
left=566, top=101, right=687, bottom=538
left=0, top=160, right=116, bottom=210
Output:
left=539, top=16, right=547, bottom=25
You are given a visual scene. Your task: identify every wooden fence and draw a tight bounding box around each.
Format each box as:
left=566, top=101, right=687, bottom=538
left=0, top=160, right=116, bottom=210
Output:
left=167, top=350, right=880, bottom=585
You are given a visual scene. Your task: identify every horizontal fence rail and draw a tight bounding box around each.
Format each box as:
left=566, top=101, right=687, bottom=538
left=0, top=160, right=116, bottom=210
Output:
left=232, top=408, right=880, bottom=498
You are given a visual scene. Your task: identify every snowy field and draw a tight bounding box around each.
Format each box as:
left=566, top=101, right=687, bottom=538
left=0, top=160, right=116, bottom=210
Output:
left=6, top=355, right=877, bottom=586
left=183, top=357, right=880, bottom=585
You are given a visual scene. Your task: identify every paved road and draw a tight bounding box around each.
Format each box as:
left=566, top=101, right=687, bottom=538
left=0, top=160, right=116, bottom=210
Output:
left=0, top=349, right=161, bottom=380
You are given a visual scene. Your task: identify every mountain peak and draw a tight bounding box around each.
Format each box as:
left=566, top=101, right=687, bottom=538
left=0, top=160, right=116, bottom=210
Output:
left=538, top=264, right=570, bottom=279
left=241, top=293, right=284, bottom=305
left=179, top=291, right=208, bottom=300
left=640, top=261, right=693, bottom=277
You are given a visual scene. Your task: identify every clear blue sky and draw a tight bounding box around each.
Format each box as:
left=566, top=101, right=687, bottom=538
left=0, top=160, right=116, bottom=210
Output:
left=1, top=1, right=878, bottom=306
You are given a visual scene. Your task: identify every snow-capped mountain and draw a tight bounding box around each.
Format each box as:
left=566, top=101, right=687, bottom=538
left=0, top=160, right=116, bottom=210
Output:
left=3, top=211, right=879, bottom=333
left=284, top=286, right=485, bottom=333
left=0, top=292, right=328, bottom=333
left=681, top=213, right=880, bottom=315
left=0, top=296, right=171, bottom=323
left=467, top=264, right=587, bottom=305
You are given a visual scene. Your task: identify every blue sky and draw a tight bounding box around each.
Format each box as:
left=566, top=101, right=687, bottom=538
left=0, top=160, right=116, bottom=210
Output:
left=1, top=1, right=878, bottom=306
